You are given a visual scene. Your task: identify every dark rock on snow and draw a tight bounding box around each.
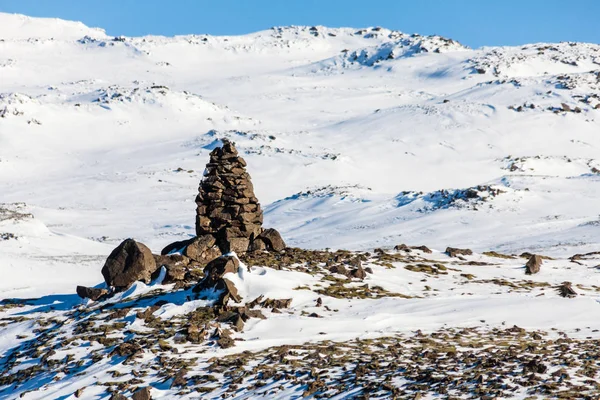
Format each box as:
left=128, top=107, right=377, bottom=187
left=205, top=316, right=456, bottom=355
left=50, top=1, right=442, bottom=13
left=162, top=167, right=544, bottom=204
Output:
left=101, top=239, right=158, bottom=290
left=132, top=386, right=152, bottom=400
left=76, top=285, right=109, bottom=301
left=446, top=247, right=473, bottom=258
left=525, top=254, right=542, bottom=275
left=254, top=228, right=286, bottom=252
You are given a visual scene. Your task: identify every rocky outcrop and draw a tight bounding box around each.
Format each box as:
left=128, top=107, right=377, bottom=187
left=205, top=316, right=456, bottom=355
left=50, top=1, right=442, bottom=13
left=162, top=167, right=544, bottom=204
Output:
left=101, top=239, right=158, bottom=290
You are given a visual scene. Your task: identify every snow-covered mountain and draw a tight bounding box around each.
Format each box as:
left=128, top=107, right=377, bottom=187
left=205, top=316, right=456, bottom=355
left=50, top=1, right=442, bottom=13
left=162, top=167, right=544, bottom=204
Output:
left=2, top=13, right=600, bottom=399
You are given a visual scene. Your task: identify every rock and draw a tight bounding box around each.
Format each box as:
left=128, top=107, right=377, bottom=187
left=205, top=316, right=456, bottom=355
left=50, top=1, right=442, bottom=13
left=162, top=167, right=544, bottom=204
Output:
left=525, top=254, right=542, bottom=274
left=160, top=237, right=195, bottom=255
left=255, top=228, right=286, bottom=252
left=101, top=239, right=158, bottom=290
left=170, top=369, right=188, bottom=388
left=217, top=336, right=235, bottom=348
left=523, top=359, right=547, bottom=374
left=219, top=278, right=242, bottom=303
left=111, top=342, right=142, bottom=358
left=394, top=244, right=412, bottom=252
left=153, top=254, right=189, bottom=282
left=412, top=245, right=432, bottom=254
left=558, top=281, right=577, bottom=298
left=184, top=234, right=220, bottom=263
left=76, top=286, right=109, bottom=301
left=132, top=387, right=152, bottom=400
left=349, top=267, right=367, bottom=280
left=329, top=264, right=348, bottom=276
left=109, top=394, right=128, bottom=400
left=193, top=256, right=241, bottom=305
left=446, top=247, right=473, bottom=258
left=219, top=235, right=250, bottom=254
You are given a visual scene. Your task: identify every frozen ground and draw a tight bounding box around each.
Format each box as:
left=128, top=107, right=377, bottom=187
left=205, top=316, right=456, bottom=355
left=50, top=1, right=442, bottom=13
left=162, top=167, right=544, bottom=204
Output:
left=1, top=12, right=600, bottom=399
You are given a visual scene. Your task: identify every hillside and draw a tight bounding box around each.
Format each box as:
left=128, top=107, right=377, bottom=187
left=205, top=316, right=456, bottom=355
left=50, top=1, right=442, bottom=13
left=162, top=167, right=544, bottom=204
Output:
left=1, top=12, right=600, bottom=400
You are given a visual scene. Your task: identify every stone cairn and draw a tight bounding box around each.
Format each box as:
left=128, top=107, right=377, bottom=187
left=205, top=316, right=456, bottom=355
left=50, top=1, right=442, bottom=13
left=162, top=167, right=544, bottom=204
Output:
left=195, top=139, right=263, bottom=254
left=79, top=139, right=286, bottom=301
left=195, top=139, right=286, bottom=254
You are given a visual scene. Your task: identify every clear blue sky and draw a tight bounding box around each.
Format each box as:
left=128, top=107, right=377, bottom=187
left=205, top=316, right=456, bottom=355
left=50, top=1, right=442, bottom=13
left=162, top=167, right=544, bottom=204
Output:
left=1, top=0, right=599, bottom=48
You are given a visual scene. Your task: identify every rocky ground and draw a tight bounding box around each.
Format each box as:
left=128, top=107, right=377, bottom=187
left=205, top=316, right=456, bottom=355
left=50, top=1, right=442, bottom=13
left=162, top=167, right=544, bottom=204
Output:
left=2, top=244, right=600, bottom=399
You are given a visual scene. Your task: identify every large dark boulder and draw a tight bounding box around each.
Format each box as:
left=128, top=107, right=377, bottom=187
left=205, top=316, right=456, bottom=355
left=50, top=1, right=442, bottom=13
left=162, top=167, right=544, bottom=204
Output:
left=101, top=239, right=158, bottom=290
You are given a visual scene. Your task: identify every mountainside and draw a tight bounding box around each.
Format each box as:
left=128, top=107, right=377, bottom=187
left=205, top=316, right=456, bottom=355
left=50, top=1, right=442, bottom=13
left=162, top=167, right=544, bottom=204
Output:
left=2, top=13, right=600, bottom=400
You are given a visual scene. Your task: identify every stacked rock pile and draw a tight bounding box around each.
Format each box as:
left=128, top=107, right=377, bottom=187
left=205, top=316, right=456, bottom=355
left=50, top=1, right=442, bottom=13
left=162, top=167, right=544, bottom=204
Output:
left=78, top=139, right=287, bottom=299
left=195, top=139, right=284, bottom=254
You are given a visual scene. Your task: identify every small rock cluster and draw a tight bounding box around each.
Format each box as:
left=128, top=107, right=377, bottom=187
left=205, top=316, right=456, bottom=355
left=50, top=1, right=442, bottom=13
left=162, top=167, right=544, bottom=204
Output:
left=77, top=140, right=286, bottom=300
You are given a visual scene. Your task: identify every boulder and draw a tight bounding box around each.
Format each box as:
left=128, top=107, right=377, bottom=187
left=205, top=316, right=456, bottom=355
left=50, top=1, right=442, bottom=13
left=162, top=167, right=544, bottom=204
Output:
left=192, top=256, right=242, bottom=305
left=349, top=267, right=367, bottom=280
left=558, top=281, right=577, bottom=298
left=255, top=228, right=286, bottom=252
left=132, top=387, right=152, bottom=400
left=76, top=286, right=109, bottom=301
left=101, top=239, right=158, bottom=290
left=193, top=256, right=239, bottom=291
left=446, top=247, right=473, bottom=258
left=525, top=254, right=542, bottom=274
left=184, top=234, right=221, bottom=264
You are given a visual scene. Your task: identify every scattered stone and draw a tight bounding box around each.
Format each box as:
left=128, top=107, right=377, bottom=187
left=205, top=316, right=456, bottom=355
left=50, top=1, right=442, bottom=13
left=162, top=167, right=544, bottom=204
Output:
left=109, top=394, right=127, bottom=400
left=132, top=386, right=152, bottom=400
left=558, top=281, right=577, bottom=298
left=217, top=336, right=235, bottom=349
left=101, top=239, right=158, bottom=290
left=525, top=254, right=542, bottom=275
left=76, top=286, right=109, bottom=301
left=329, top=264, right=348, bottom=276
left=349, top=267, right=367, bottom=280
left=111, top=342, right=142, bottom=358
left=523, top=359, right=547, bottom=374
left=446, top=247, right=473, bottom=257
left=170, top=369, right=188, bottom=388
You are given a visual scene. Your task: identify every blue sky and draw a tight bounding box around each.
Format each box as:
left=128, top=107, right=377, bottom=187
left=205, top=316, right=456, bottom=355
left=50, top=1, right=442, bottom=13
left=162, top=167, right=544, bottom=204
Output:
left=1, top=0, right=599, bottom=48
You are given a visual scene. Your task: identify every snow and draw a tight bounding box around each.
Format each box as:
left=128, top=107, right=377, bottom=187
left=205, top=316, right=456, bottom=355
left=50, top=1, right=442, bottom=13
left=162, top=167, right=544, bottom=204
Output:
left=1, top=12, right=600, bottom=399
